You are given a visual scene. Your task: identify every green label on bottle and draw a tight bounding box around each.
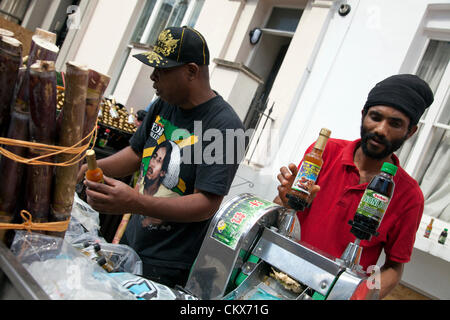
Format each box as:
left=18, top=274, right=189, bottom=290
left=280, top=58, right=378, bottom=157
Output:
left=356, top=189, right=390, bottom=223
left=291, top=161, right=321, bottom=195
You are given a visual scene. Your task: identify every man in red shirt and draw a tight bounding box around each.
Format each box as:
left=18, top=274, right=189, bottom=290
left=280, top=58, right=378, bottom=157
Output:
left=275, top=74, right=434, bottom=299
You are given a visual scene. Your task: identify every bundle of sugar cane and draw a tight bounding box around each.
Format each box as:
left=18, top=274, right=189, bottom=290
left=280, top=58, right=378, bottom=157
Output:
left=50, top=62, right=89, bottom=235
left=24, top=61, right=57, bottom=223
left=0, top=36, right=22, bottom=137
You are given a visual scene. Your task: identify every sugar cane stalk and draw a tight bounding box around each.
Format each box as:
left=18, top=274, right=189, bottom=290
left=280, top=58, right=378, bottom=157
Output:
left=50, top=62, right=89, bottom=233
left=27, top=35, right=59, bottom=68
left=0, top=36, right=22, bottom=137
left=34, top=28, right=57, bottom=44
left=83, top=70, right=111, bottom=145
left=0, top=29, right=14, bottom=38
left=0, top=68, right=29, bottom=223
left=25, top=61, right=57, bottom=223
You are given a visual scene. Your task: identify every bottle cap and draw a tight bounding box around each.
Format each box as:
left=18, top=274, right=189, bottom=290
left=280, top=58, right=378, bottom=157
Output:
left=381, top=162, right=398, bottom=176
left=93, top=243, right=101, bottom=252
left=320, top=128, right=332, bottom=137
left=86, top=150, right=97, bottom=170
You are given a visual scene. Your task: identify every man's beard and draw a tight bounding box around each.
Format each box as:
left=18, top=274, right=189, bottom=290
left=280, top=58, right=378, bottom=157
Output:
left=360, top=125, right=407, bottom=160
left=144, top=173, right=161, bottom=192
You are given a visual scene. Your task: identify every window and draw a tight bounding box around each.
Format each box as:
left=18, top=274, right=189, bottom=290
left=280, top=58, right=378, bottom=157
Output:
left=131, top=0, right=205, bottom=47
left=265, top=7, right=303, bottom=33
left=398, top=40, right=450, bottom=222
left=0, top=0, right=31, bottom=24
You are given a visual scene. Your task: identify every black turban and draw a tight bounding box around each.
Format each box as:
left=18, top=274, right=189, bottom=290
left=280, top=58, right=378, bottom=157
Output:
left=363, top=74, right=434, bottom=126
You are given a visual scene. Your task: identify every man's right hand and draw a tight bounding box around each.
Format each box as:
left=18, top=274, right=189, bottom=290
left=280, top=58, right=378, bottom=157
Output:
left=275, top=163, right=298, bottom=207
left=275, top=163, right=320, bottom=209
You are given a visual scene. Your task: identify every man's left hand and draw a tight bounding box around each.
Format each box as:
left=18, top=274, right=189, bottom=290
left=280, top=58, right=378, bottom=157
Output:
left=84, top=176, right=138, bottom=214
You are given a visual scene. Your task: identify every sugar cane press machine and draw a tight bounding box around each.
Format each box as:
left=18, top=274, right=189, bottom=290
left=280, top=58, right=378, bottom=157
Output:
left=185, top=193, right=379, bottom=300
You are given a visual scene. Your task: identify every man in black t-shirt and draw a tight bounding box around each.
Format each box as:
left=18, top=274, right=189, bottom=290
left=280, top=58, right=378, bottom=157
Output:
left=79, top=27, right=245, bottom=288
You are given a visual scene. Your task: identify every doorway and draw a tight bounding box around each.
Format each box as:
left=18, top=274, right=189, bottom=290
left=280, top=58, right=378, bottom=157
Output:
left=243, top=6, right=303, bottom=130
left=244, top=36, right=290, bottom=129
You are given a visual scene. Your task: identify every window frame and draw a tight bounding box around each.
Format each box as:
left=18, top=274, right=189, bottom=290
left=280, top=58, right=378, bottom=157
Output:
left=398, top=6, right=450, bottom=181
left=132, top=0, right=204, bottom=47
left=0, top=0, right=31, bottom=24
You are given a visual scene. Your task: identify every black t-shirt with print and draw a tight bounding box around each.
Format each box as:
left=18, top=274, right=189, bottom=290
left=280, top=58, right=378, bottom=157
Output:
left=121, top=94, right=245, bottom=271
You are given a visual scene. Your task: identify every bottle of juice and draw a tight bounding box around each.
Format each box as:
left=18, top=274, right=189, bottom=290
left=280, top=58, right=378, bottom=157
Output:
left=349, top=162, right=398, bottom=241
left=286, top=128, right=331, bottom=211
left=438, top=228, right=448, bottom=245
left=85, top=150, right=104, bottom=183
left=97, top=128, right=110, bottom=148
left=424, top=218, right=434, bottom=238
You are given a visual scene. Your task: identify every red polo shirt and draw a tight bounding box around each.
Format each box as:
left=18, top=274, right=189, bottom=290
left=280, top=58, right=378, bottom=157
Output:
left=297, top=138, right=424, bottom=271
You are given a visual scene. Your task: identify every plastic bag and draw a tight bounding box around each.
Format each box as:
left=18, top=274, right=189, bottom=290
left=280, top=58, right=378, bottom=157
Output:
left=10, top=231, right=136, bottom=300
left=64, top=193, right=143, bottom=275
left=74, top=241, right=143, bottom=275
left=66, top=192, right=101, bottom=234
left=106, top=272, right=198, bottom=300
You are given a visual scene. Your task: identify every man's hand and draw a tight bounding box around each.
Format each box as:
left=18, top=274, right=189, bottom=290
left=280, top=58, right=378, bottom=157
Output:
left=274, top=163, right=320, bottom=208
left=84, top=175, right=138, bottom=214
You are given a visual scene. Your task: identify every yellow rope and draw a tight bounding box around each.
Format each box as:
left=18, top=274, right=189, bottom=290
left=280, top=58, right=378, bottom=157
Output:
left=0, top=121, right=98, bottom=167
left=0, top=122, right=99, bottom=233
left=0, top=210, right=70, bottom=232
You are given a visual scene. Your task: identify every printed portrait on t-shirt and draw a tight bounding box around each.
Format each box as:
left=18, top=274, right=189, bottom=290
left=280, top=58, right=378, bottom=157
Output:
left=136, top=138, right=182, bottom=231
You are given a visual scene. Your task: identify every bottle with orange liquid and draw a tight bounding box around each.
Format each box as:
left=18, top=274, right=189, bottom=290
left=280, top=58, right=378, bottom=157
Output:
left=85, top=150, right=104, bottom=183
left=424, top=218, right=434, bottom=238
left=286, top=128, right=331, bottom=211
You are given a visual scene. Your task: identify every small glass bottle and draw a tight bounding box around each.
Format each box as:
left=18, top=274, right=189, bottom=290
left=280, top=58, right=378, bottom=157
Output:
left=85, top=150, right=104, bottom=183
left=94, top=243, right=114, bottom=272
left=286, top=128, right=331, bottom=211
left=97, top=128, right=110, bottom=148
left=424, top=218, right=434, bottom=238
left=438, top=228, right=448, bottom=245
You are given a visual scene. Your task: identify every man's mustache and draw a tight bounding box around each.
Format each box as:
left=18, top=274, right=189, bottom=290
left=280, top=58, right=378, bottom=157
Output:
left=363, top=132, right=392, bottom=149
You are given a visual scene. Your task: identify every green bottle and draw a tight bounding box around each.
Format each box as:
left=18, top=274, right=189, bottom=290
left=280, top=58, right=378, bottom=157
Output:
left=438, top=228, right=448, bottom=245
left=349, top=162, right=398, bottom=241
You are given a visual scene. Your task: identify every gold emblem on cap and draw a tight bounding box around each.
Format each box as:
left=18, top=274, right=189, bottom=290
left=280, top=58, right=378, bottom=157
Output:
left=142, top=30, right=180, bottom=66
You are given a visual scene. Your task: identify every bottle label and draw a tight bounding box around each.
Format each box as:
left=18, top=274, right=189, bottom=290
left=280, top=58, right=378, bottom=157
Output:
left=356, top=189, right=390, bottom=223
left=98, top=138, right=107, bottom=147
left=291, top=161, right=321, bottom=195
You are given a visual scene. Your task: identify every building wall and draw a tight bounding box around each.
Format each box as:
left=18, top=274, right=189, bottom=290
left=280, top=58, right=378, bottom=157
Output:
left=69, top=0, right=140, bottom=75
left=229, top=0, right=450, bottom=300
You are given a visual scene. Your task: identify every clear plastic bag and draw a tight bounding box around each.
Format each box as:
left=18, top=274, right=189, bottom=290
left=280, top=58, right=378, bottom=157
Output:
left=74, top=241, right=143, bottom=275
left=10, top=231, right=136, bottom=300
left=64, top=193, right=143, bottom=275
